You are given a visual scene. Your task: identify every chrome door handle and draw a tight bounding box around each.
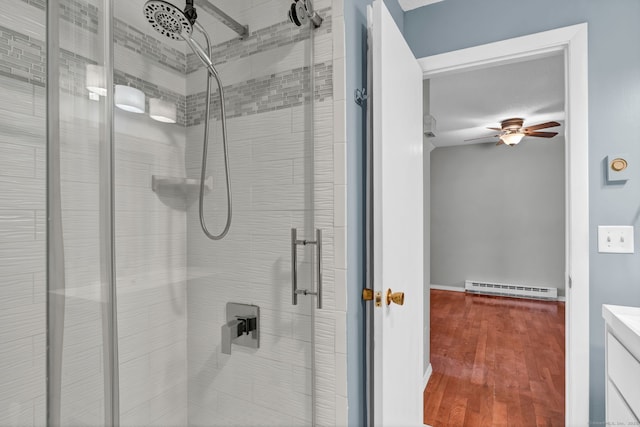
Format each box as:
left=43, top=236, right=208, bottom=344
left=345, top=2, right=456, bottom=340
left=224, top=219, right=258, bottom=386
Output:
left=291, top=228, right=322, bottom=309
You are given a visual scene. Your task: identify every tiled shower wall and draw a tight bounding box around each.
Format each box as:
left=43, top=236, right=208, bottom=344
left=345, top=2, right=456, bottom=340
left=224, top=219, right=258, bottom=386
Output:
left=114, top=0, right=189, bottom=424
left=0, top=2, right=47, bottom=424
left=184, top=0, right=347, bottom=425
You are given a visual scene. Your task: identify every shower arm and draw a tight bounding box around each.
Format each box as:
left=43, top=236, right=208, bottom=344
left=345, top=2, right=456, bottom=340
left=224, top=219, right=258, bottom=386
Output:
left=199, top=2, right=248, bottom=39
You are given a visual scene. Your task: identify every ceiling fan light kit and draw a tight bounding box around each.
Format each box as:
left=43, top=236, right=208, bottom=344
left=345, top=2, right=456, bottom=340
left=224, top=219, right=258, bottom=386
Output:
left=500, top=132, right=525, bottom=146
left=465, top=117, right=561, bottom=146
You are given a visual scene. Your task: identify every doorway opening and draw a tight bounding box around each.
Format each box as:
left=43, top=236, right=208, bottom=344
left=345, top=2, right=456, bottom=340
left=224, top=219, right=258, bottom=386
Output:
left=417, top=24, right=590, bottom=426
left=424, top=53, right=566, bottom=425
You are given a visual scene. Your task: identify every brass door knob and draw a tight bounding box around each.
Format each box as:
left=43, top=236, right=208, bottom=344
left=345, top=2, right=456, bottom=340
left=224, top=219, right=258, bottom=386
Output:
left=386, top=288, right=404, bottom=306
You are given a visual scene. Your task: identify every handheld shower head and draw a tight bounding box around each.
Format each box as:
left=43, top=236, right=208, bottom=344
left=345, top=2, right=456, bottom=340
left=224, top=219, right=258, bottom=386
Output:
left=143, top=0, right=193, bottom=40
left=143, top=0, right=218, bottom=77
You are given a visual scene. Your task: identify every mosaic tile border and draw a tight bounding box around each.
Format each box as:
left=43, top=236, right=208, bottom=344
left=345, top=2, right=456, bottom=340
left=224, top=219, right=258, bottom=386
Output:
left=20, top=0, right=187, bottom=76
left=20, top=0, right=99, bottom=34
left=0, top=23, right=187, bottom=125
left=186, top=61, right=332, bottom=127
left=0, top=24, right=46, bottom=86
left=0, top=19, right=329, bottom=128
left=16, top=0, right=331, bottom=105
left=61, top=0, right=100, bottom=35
left=6, top=1, right=333, bottom=128
left=114, top=18, right=187, bottom=75
left=19, top=0, right=45, bottom=11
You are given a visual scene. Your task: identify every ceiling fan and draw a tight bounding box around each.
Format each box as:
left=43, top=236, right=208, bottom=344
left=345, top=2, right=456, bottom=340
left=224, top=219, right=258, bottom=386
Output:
left=466, top=118, right=561, bottom=146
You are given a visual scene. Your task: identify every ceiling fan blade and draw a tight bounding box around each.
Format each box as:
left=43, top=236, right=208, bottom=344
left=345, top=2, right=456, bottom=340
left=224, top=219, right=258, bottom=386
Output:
left=464, top=134, right=500, bottom=142
left=522, top=121, right=561, bottom=132
left=524, top=131, right=558, bottom=138
left=487, top=127, right=502, bottom=131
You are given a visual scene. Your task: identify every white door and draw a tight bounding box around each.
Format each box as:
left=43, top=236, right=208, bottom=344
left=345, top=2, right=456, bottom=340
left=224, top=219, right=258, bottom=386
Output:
left=370, top=0, right=424, bottom=425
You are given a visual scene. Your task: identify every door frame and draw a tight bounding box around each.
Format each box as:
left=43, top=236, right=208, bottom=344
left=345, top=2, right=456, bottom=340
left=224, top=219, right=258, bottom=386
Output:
left=417, top=24, right=589, bottom=426
left=366, top=1, right=426, bottom=425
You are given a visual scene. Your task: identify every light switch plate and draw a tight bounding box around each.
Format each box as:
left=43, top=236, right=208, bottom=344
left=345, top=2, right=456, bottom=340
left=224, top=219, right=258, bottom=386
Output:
left=598, top=225, right=634, bottom=253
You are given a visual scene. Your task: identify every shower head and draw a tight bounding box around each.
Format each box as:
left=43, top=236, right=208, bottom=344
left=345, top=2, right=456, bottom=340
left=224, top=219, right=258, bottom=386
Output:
left=143, top=0, right=193, bottom=40
left=143, top=0, right=218, bottom=77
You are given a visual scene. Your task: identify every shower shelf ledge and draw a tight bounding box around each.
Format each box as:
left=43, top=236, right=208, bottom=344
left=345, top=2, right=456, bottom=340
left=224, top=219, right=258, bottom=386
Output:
left=151, top=175, right=213, bottom=197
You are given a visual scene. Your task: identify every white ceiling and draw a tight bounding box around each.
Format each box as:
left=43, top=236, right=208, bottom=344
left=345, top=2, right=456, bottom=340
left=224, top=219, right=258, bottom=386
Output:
left=427, top=54, right=565, bottom=148
left=397, top=0, right=444, bottom=11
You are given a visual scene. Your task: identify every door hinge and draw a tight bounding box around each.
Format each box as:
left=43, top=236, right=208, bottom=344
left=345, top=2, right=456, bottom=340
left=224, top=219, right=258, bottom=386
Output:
left=355, top=88, right=368, bottom=106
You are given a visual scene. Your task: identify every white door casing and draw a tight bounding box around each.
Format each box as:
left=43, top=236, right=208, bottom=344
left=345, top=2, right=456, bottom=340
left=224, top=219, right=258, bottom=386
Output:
left=370, top=1, right=424, bottom=425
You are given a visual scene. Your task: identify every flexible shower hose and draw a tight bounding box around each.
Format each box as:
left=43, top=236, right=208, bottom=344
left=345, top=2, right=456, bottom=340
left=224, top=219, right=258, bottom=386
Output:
left=196, top=25, right=232, bottom=240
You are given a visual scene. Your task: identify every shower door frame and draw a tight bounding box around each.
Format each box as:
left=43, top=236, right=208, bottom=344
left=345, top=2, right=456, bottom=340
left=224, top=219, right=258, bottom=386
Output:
left=46, top=0, right=120, bottom=425
left=46, top=1, right=323, bottom=424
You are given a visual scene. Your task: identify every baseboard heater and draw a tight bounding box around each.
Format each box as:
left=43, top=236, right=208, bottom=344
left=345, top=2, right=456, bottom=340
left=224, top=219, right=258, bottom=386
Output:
left=465, top=280, right=558, bottom=300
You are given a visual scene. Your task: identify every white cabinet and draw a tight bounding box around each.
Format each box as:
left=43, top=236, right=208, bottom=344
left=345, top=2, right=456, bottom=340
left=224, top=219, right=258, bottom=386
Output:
left=607, top=380, right=637, bottom=424
left=603, top=305, right=640, bottom=424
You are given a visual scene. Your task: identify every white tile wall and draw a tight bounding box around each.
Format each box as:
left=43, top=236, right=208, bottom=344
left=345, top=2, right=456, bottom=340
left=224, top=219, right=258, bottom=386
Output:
left=112, top=1, right=189, bottom=421
left=181, top=2, right=347, bottom=425
left=185, top=1, right=348, bottom=424
left=0, top=9, right=46, bottom=422
left=331, top=3, right=348, bottom=425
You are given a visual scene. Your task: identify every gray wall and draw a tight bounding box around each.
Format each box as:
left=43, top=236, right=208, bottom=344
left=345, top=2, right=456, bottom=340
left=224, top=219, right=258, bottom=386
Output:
left=384, top=0, right=405, bottom=33
left=405, top=0, right=640, bottom=422
left=430, top=140, right=566, bottom=295
left=423, top=144, right=432, bottom=376
left=344, top=1, right=369, bottom=425
left=423, top=83, right=432, bottom=377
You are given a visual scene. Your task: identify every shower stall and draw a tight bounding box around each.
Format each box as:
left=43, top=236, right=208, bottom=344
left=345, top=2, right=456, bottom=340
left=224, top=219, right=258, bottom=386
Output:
left=0, top=0, right=343, bottom=425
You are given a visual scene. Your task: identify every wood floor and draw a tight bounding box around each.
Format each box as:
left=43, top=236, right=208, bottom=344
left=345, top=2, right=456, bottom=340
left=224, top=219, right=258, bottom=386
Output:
left=424, top=290, right=565, bottom=427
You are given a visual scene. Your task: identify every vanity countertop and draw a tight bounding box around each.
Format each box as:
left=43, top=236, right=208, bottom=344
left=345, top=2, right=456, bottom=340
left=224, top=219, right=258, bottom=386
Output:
left=603, top=304, right=640, bottom=359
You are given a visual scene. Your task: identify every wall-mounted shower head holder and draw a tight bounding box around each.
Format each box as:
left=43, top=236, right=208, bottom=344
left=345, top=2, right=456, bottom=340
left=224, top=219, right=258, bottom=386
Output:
left=183, top=0, right=197, bottom=25
left=288, top=0, right=323, bottom=28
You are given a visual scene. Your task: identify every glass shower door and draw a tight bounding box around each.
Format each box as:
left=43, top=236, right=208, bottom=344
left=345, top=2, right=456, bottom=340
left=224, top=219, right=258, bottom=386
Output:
left=38, top=0, right=334, bottom=425
left=181, top=9, right=318, bottom=424
left=111, top=0, right=318, bottom=425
